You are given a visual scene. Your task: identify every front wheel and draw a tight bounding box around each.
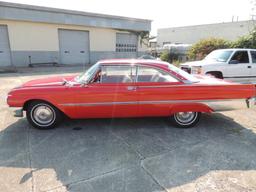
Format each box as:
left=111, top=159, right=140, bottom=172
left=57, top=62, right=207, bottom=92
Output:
left=26, top=101, right=62, bottom=129
left=170, top=112, right=201, bottom=128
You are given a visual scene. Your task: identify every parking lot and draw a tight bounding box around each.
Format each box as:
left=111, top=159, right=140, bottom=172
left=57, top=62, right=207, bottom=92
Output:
left=1, top=66, right=256, bottom=192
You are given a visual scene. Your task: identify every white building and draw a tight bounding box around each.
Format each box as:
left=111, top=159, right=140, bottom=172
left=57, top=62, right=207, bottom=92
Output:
left=157, top=20, right=255, bottom=46
left=0, top=1, right=151, bottom=67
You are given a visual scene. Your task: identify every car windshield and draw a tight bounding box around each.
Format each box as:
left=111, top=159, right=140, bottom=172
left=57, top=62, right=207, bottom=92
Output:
left=204, top=50, right=233, bottom=62
left=75, top=63, right=100, bottom=83
left=168, top=64, right=199, bottom=83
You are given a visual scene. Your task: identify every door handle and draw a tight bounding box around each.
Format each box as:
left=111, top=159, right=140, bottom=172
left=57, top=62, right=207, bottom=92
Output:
left=248, top=66, right=252, bottom=68
left=127, top=86, right=136, bottom=91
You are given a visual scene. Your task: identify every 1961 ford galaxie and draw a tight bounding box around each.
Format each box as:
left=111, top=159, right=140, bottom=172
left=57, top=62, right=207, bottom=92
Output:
left=7, top=59, right=256, bottom=129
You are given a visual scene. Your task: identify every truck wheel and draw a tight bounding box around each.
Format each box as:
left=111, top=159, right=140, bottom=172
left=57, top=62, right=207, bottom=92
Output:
left=26, top=101, right=62, bottom=129
left=170, top=112, right=201, bottom=128
left=206, top=72, right=223, bottom=79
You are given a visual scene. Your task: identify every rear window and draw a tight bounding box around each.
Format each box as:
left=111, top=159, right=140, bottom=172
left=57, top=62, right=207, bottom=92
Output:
left=251, top=51, right=256, bottom=63
left=137, top=66, right=179, bottom=83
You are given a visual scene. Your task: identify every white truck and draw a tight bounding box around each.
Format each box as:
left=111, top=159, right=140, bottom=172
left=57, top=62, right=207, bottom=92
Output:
left=180, top=49, right=256, bottom=84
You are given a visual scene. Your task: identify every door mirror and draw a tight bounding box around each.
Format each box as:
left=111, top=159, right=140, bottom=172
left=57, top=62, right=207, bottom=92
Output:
left=229, top=60, right=239, bottom=64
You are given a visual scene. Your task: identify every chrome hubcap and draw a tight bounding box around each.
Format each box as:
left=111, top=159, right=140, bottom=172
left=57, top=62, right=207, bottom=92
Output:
left=33, top=105, right=54, bottom=125
left=175, top=112, right=197, bottom=124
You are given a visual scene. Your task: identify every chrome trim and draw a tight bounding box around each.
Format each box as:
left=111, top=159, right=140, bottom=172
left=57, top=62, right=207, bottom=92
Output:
left=60, top=101, right=137, bottom=107
left=127, top=86, right=137, bottom=91
left=59, top=98, right=252, bottom=112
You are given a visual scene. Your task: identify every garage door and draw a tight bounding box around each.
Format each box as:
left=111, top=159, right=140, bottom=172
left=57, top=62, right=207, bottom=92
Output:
left=59, top=29, right=89, bottom=65
left=0, top=25, right=11, bottom=66
left=116, top=33, right=138, bottom=58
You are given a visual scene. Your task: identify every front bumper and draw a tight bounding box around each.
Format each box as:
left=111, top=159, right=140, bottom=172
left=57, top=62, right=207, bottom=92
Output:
left=11, top=107, right=24, bottom=117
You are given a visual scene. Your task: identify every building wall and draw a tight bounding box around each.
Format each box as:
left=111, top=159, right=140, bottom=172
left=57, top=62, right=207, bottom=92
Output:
left=0, top=19, right=147, bottom=66
left=157, top=20, right=255, bottom=46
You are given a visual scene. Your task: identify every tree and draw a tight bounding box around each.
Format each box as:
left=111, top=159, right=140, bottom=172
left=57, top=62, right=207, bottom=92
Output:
left=188, top=38, right=231, bottom=60
left=160, top=49, right=180, bottom=64
left=160, top=50, right=170, bottom=62
left=231, top=28, right=256, bottom=48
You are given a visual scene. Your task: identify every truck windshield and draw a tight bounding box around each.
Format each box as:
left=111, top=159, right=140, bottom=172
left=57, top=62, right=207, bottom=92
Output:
left=204, top=50, right=233, bottom=62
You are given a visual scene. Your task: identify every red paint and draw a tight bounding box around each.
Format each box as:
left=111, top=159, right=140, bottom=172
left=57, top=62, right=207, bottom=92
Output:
left=7, top=59, right=256, bottom=119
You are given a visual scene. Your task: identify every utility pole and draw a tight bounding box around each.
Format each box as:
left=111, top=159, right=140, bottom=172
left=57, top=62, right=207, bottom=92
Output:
left=250, top=0, right=256, bottom=21
left=250, top=0, right=256, bottom=30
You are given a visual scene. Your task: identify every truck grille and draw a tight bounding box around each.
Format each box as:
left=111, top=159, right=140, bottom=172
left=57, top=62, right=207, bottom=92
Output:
left=181, top=67, right=191, bottom=74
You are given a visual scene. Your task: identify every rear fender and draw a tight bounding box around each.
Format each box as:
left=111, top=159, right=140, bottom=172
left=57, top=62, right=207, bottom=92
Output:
left=170, top=103, right=213, bottom=114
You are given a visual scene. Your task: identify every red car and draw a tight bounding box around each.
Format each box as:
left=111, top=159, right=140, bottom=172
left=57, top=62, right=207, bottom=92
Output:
left=7, top=59, right=256, bottom=129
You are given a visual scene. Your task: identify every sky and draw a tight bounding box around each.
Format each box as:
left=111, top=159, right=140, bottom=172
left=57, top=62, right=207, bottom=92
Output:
left=1, top=0, right=254, bottom=35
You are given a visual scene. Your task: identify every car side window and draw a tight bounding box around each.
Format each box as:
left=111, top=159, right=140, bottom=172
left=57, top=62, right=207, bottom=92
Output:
left=100, top=65, right=136, bottom=83
left=250, top=51, right=256, bottom=63
left=230, top=51, right=249, bottom=63
left=137, top=66, right=179, bottom=83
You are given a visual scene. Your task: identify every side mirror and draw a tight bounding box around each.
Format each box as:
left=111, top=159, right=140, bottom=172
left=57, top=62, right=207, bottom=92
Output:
left=229, top=60, right=239, bottom=64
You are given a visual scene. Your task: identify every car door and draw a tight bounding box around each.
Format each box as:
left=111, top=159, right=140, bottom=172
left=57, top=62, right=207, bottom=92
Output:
left=249, top=50, right=256, bottom=84
left=224, top=50, right=251, bottom=83
left=100, top=65, right=138, bottom=117
left=135, top=65, right=183, bottom=117
left=72, top=64, right=138, bottom=118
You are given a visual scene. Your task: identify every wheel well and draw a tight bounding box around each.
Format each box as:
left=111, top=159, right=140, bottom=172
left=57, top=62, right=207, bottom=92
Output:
left=23, top=99, right=67, bottom=118
left=206, top=71, right=223, bottom=79
left=23, top=99, right=55, bottom=111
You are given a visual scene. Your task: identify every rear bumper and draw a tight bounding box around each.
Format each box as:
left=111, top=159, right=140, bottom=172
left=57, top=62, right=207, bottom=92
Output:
left=246, top=97, right=256, bottom=109
left=10, top=107, right=24, bottom=117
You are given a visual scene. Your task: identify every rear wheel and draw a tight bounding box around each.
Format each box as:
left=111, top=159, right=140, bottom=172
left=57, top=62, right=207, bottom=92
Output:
left=26, top=101, right=62, bottom=129
left=170, top=112, right=201, bottom=128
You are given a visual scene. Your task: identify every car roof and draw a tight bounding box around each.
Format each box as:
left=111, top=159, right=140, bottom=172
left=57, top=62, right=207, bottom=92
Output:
left=98, top=59, right=170, bottom=67
left=97, top=59, right=189, bottom=81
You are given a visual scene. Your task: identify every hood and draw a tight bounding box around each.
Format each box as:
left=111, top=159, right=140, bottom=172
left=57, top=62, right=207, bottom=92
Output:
left=181, top=60, right=224, bottom=67
left=22, top=75, right=76, bottom=88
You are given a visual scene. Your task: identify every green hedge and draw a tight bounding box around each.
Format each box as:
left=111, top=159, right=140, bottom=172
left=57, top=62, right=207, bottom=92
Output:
left=188, top=38, right=231, bottom=60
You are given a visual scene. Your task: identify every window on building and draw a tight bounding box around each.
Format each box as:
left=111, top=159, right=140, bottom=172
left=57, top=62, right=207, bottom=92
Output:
left=116, top=33, right=137, bottom=52
left=163, top=42, right=171, bottom=45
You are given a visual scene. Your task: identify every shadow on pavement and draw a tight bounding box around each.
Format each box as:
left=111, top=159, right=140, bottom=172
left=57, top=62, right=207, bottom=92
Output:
left=1, top=113, right=256, bottom=192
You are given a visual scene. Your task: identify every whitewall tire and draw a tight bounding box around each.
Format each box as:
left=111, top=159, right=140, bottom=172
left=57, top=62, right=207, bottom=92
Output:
left=170, top=112, right=201, bottom=128
left=26, top=101, right=62, bottom=129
